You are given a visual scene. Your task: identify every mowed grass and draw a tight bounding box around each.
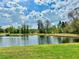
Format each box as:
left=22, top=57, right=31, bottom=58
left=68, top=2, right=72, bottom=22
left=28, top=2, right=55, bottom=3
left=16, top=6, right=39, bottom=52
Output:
left=0, top=44, right=79, bottom=59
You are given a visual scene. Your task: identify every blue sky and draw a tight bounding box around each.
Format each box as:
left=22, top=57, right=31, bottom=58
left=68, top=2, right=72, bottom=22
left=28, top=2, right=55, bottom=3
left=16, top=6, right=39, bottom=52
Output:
left=0, top=0, right=79, bottom=28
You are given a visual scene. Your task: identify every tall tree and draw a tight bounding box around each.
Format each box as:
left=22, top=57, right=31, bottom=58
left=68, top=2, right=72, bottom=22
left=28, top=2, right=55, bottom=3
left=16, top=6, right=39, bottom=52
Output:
left=45, top=20, right=51, bottom=33
left=21, top=24, right=29, bottom=34
left=21, top=24, right=26, bottom=34
left=26, top=25, right=29, bottom=33
left=37, top=20, right=45, bottom=33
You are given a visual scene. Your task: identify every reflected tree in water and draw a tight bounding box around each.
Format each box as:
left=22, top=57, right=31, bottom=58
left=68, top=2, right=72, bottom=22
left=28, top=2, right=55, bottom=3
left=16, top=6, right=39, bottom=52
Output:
left=73, top=38, right=79, bottom=42
left=62, top=37, right=70, bottom=43
left=0, top=36, right=3, bottom=46
left=21, top=35, right=29, bottom=46
left=38, top=35, right=51, bottom=44
left=57, top=37, right=77, bottom=43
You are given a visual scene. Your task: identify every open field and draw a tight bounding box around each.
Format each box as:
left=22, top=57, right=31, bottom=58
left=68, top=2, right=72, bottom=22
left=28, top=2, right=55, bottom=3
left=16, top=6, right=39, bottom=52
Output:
left=0, top=43, right=79, bottom=59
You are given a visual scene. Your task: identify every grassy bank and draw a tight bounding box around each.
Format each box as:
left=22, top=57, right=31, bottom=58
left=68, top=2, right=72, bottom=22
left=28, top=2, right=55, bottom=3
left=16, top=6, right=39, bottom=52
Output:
left=0, top=43, right=79, bottom=59
left=0, top=33, right=79, bottom=38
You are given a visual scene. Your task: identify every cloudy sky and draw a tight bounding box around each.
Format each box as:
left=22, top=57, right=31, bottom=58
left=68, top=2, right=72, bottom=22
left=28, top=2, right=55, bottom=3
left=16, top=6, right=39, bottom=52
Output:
left=0, top=0, right=79, bottom=28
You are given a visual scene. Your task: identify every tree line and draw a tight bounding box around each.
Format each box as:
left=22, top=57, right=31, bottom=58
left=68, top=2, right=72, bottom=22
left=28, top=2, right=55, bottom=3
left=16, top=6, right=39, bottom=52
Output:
left=0, top=18, right=79, bottom=34
left=0, top=20, right=52, bottom=34
left=0, top=7, right=79, bottom=34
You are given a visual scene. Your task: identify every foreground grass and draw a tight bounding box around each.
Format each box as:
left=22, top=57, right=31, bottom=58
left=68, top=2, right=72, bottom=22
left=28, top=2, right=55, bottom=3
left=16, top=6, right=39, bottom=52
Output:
left=0, top=44, right=79, bottom=59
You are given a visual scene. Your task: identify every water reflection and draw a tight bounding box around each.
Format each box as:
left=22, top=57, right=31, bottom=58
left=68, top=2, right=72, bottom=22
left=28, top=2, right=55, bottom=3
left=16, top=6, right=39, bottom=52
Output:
left=56, top=37, right=79, bottom=43
left=0, top=36, right=78, bottom=47
left=38, top=35, right=46, bottom=44
left=21, top=35, right=29, bottom=46
left=0, top=37, right=3, bottom=46
left=38, top=35, right=63, bottom=44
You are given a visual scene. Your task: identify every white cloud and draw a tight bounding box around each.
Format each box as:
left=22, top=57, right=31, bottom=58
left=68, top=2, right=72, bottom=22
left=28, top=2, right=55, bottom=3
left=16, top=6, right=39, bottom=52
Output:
left=0, top=0, right=27, bottom=26
left=14, top=0, right=20, bottom=2
left=25, top=9, right=61, bottom=25
left=34, top=0, right=43, bottom=5
left=3, top=13, right=11, bottom=17
left=0, top=0, right=79, bottom=27
left=10, top=7, right=16, bottom=11
left=0, top=7, right=3, bottom=11
left=34, top=0, right=56, bottom=5
left=20, top=15, right=27, bottom=23
left=34, top=0, right=79, bottom=22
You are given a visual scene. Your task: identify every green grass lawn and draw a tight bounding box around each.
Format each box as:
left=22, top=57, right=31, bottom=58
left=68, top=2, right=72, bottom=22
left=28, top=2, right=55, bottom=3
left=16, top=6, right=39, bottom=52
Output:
left=0, top=44, right=79, bottom=59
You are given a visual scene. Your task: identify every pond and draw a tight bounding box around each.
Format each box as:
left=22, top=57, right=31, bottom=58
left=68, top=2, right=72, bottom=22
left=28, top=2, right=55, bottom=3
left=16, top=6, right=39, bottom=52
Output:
left=0, top=35, right=79, bottom=47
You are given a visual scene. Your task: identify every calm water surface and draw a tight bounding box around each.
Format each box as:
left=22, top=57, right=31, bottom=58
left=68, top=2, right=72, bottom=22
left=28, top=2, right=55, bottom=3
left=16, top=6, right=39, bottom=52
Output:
left=0, top=35, right=79, bottom=47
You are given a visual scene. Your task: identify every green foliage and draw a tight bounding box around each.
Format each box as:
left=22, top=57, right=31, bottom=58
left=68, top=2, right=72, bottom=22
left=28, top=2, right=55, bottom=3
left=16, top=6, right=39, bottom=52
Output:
left=55, top=19, right=79, bottom=34
left=0, top=26, right=4, bottom=33
left=70, top=19, right=79, bottom=33
left=21, top=24, right=30, bottom=34
left=52, top=26, right=61, bottom=33
left=5, top=26, right=16, bottom=34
